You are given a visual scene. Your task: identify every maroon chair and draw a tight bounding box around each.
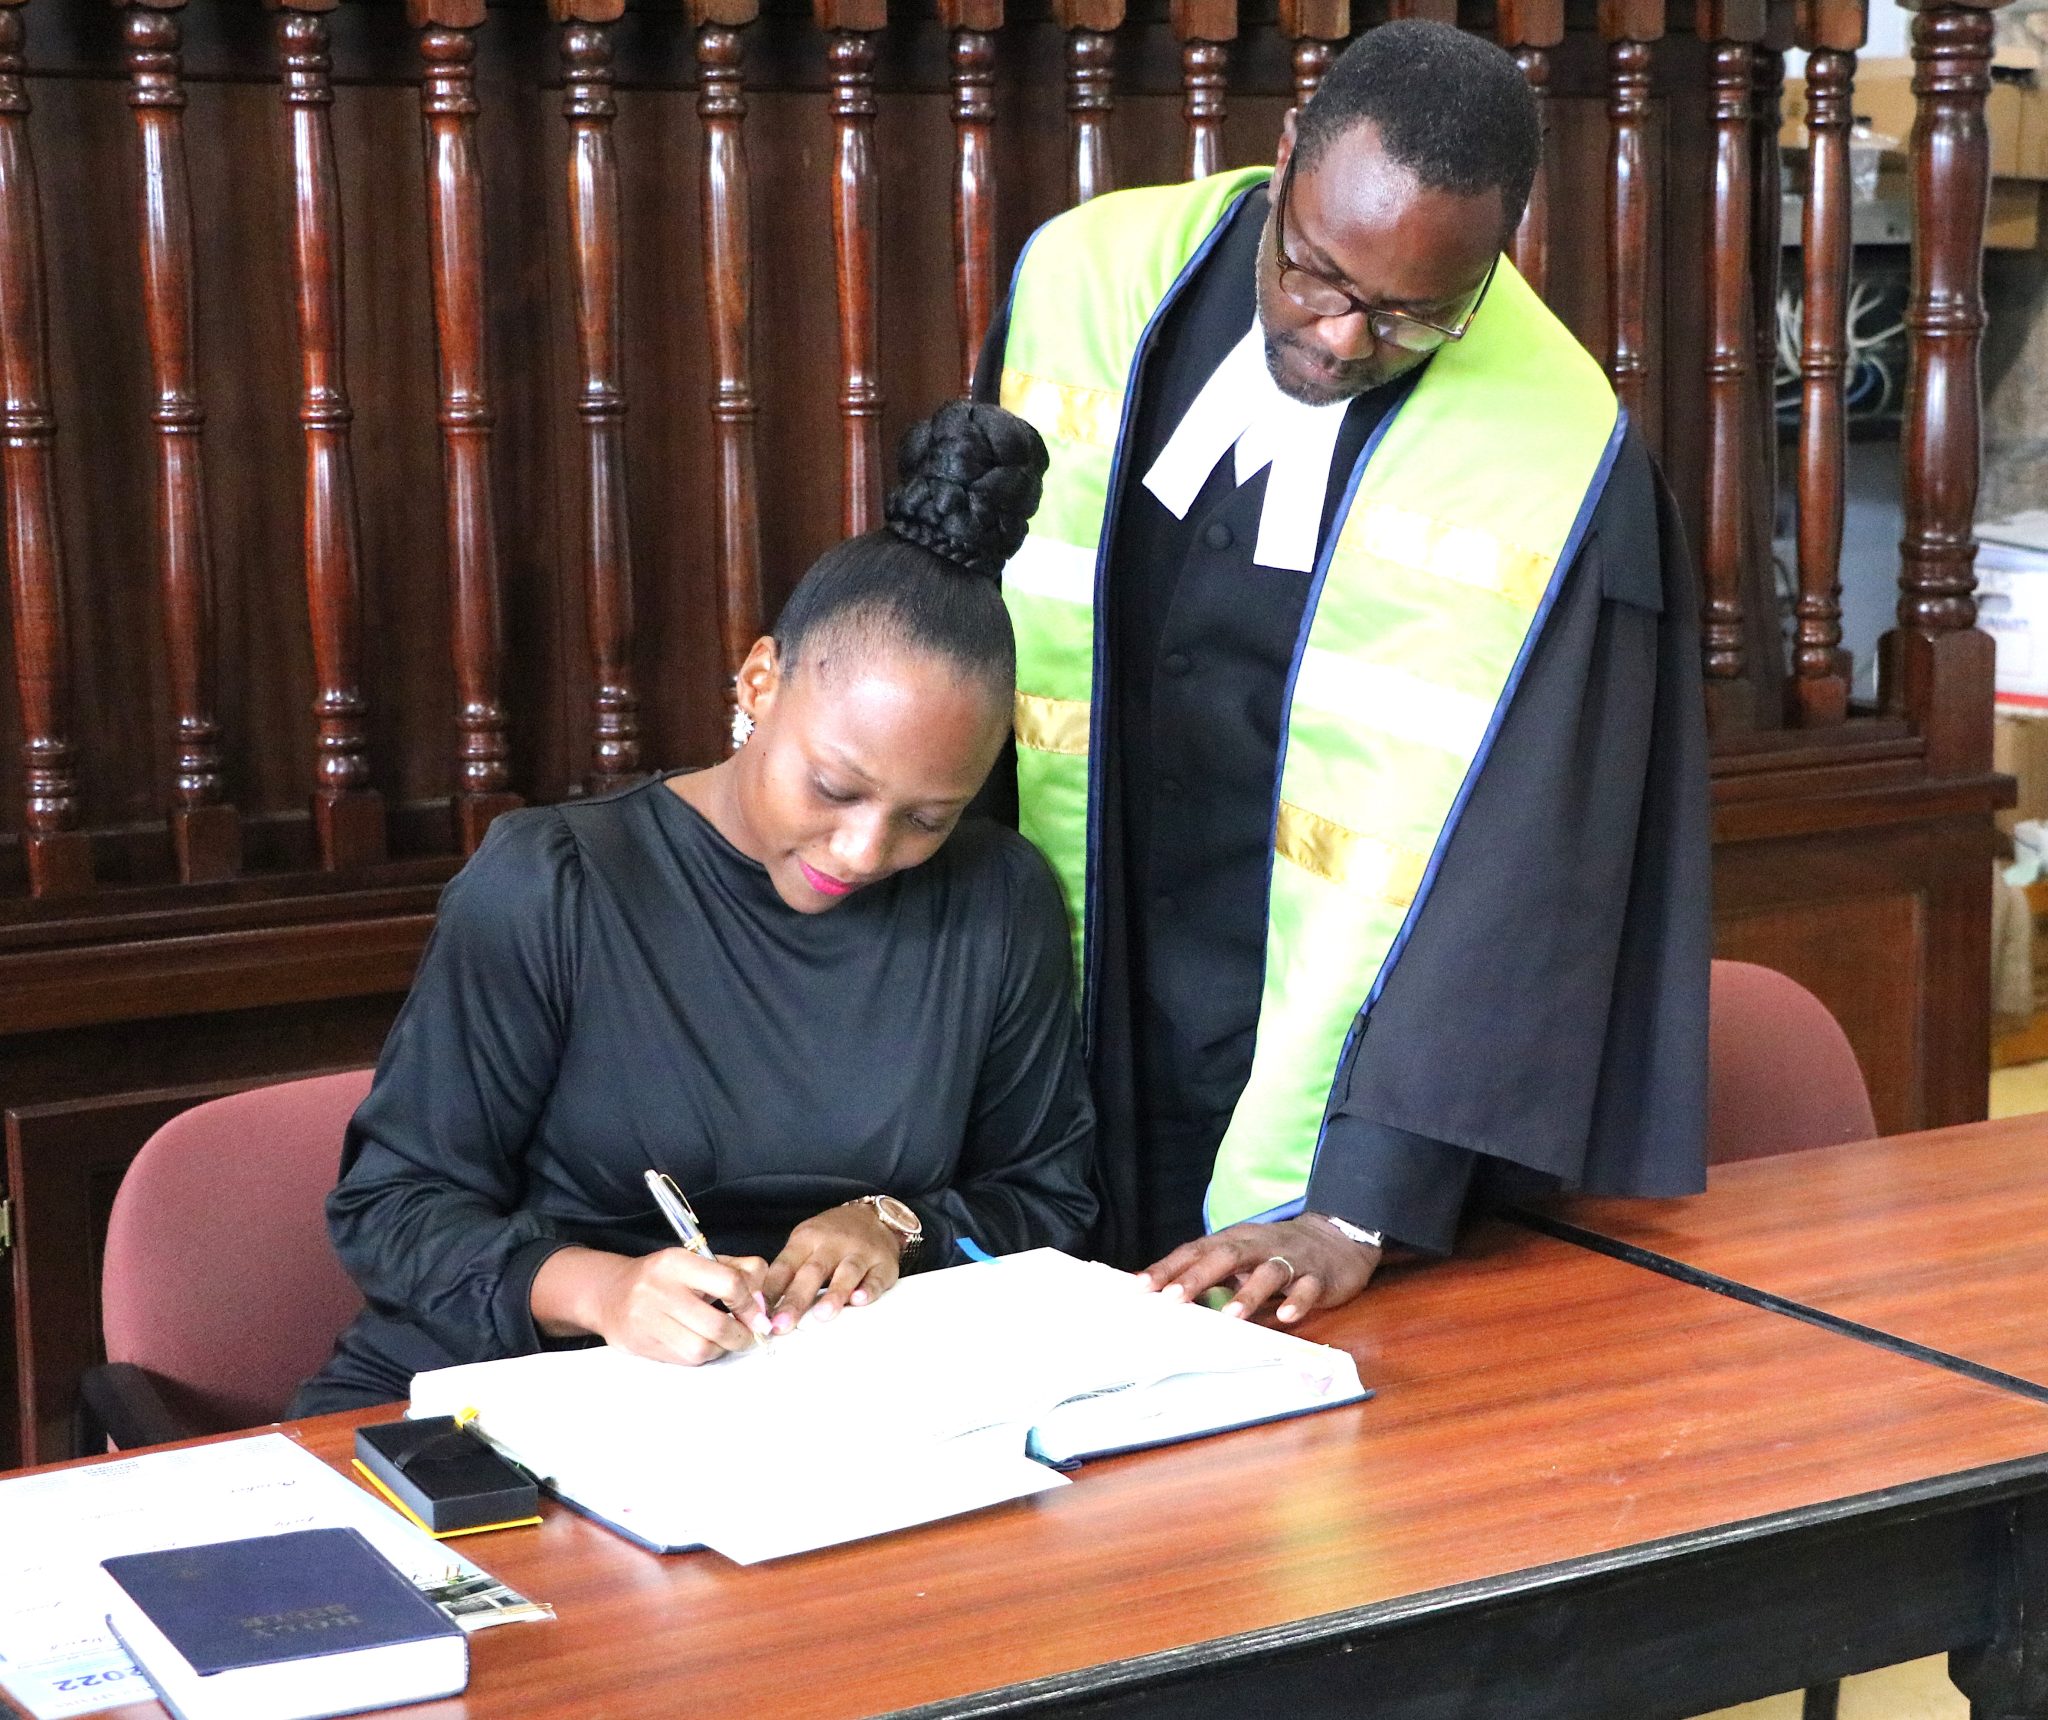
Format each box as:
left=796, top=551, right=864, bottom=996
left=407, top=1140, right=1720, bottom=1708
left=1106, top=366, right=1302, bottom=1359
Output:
left=81, top=1069, right=373, bottom=1448
left=1707, top=959, right=1877, bottom=1165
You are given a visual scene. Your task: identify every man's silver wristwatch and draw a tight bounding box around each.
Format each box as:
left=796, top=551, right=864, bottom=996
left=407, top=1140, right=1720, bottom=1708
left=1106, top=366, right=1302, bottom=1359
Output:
left=855, top=1193, right=924, bottom=1259
left=1315, top=1212, right=1386, bottom=1251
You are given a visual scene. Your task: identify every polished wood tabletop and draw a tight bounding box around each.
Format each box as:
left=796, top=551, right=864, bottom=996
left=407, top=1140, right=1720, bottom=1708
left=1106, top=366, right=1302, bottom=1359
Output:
left=40, top=1220, right=2048, bottom=1720
left=1546, top=1114, right=2048, bottom=1390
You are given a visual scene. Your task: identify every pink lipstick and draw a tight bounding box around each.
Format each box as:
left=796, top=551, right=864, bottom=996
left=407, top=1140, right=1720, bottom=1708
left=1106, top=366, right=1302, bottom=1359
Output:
left=798, top=859, right=856, bottom=898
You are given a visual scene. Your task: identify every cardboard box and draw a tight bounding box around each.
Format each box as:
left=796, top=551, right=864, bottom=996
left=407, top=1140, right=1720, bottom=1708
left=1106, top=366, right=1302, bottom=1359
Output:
left=1996, top=708, right=2048, bottom=836
left=1871, top=165, right=2043, bottom=249
left=1781, top=63, right=2044, bottom=181
left=1977, top=524, right=2048, bottom=722
left=1781, top=65, right=2048, bottom=247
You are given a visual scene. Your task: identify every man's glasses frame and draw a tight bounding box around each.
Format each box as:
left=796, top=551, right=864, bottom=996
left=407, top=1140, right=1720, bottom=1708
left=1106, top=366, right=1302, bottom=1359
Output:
left=1269, top=155, right=1498, bottom=354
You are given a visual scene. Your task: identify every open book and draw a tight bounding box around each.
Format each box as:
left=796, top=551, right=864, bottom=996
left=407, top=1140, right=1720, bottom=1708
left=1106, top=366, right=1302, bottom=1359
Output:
left=408, top=1249, right=1368, bottom=1564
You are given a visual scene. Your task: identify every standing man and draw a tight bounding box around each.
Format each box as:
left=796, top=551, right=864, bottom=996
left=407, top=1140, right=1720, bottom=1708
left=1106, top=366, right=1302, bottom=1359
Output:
left=974, top=20, right=1710, bottom=1320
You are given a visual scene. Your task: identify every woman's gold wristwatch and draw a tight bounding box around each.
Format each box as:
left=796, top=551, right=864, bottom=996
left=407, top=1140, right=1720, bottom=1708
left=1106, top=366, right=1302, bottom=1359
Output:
left=855, top=1193, right=924, bottom=1260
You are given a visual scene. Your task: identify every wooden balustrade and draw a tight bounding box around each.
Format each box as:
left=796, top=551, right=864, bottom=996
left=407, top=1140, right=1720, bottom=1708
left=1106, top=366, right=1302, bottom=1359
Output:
left=1277, top=0, right=1345, bottom=109
left=1601, top=0, right=1662, bottom=446
left=693, top=0, right=764, bottom=690
left=820, top=0, right=885, bottom=536
left=0, top=0, right=2009, bottom=877
left=1496, top=0, right=1562, bottom=300
left=122, top=0, right=239, bottom=883
left=1700, top=0, right=1765, bottom=731
left=1057, top=0, right=1120, bottom=205
left=0, top=0, right=91, bottom=897
left=273, top=0, right=385, bottom=869
left=417, top=0, right=519, bottom=851
left=1499, top=0, right=1556, bottom=301
left=558, top=1, right=640, bottom=787
left=1885, top=0, right=1998, bottom=774
left=1792, top=0, right=1862, bottom=727
left=942, top=0, right=1000, bottom=394
left=1750, top=1, right=1791, bottom=719
left=1172, top=0, right=1235, bottom=181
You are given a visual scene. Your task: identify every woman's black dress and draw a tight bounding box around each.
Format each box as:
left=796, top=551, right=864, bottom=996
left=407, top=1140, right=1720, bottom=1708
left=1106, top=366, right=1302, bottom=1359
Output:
left=295, top=776, right=1097, bottom=1411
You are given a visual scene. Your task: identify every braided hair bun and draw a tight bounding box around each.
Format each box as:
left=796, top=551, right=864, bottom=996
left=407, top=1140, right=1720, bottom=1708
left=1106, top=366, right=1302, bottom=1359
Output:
left=884, top=401, right=1049, bottom=582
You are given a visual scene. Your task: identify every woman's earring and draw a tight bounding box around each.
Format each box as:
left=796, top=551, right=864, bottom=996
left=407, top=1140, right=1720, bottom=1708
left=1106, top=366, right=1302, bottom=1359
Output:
left=730, top=707, right=756, bottom=750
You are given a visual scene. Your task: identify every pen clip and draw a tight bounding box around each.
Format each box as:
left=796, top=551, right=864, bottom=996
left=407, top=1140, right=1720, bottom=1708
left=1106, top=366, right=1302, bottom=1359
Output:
left=644, top=1167, right=715, bottom=1257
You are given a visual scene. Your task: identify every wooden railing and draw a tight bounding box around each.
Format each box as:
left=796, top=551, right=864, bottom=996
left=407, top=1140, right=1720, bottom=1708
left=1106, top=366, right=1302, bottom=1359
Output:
left=0, top=0, right=2005, bottom=904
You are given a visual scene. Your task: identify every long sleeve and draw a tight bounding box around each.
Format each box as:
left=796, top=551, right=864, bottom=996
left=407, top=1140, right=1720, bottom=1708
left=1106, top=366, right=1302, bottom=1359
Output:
left=1304, top=1120, right=1477, bottom=1255
left=904, top=837, right=1098, bottom=1263
left=325, top=812, right=584, bottom=1363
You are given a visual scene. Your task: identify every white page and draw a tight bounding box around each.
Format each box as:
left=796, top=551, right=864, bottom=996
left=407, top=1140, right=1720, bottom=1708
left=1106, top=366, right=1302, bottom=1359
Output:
left=0, top=1434, right=543, bottom=1720
left=410, top=1250, right=1362, bottom=1561
left=685, top=1432, right=1067, bottom=1566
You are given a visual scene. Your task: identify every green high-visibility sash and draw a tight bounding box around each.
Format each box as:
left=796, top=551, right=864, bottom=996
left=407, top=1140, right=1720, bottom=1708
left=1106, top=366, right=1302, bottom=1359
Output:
left=999, top=169, right=1622, bottom=1230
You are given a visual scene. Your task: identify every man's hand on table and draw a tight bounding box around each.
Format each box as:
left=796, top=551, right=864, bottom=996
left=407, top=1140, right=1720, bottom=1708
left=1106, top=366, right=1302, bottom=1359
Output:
left=1138, top=1214, right=1383, bottom=1324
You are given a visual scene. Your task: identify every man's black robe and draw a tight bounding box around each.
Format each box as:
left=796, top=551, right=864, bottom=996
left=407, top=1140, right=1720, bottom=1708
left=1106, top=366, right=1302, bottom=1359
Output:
left=975, top=184, right=1710, bottom=1268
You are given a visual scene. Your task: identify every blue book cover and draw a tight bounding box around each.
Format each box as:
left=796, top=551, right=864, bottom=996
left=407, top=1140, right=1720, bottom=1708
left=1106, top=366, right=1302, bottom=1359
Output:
left=101, top=1528, right=460, bottom=1677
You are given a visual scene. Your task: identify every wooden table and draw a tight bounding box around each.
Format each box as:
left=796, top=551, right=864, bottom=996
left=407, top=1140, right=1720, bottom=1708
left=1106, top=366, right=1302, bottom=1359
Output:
left=1540, top=1114, right=2048, bottom=1396
left=31, top=1219, right=2048, bottom=1720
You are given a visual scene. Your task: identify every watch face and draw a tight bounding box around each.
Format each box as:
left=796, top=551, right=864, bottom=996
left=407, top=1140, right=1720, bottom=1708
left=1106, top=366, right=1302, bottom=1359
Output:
left=871, top=1195, right=921, bottom=1242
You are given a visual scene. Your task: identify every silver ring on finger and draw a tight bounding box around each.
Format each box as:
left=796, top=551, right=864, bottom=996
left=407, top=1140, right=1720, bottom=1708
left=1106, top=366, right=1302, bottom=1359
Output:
left=1266, top=1254, right=1297, bottom=1288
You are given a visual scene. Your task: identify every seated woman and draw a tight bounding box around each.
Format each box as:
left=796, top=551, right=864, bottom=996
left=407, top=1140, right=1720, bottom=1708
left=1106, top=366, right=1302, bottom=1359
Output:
left=295, top=403, right=1094, bottom=1412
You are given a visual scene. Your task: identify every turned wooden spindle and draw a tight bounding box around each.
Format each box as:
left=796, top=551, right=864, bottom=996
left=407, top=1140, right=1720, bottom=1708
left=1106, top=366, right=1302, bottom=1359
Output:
left=1699, top=2, right=1765, bottom=730
left=1056, top=0, right=1121, bottom=206
left=123, top=0, right=238, bottom=881
left=1791, top=0, right=1860, bottom=726
left=1171, top=0, right=1236, bottom=182
left=1497, top=0, right=1562, bottom=301
left=417, top=0, right=519, bottom=850
left=1600, top=0, right=1663, bottom=446
left=557, top=4, right=640, bottom=786
left=1883, top=0, right=1997, bottom=774
left=272, top=0, right=385, bottom=868
left=0, top=0, right=89, bottom=895
left=1751, top=7, right=1791, bottom=707
left=940, top=0, right=1000, bottom=395
left=1277, top=0, right=1346, bottom=111
left=818, top=0, right=885, bottom=536
left=693, top=6, right=765, bottom=692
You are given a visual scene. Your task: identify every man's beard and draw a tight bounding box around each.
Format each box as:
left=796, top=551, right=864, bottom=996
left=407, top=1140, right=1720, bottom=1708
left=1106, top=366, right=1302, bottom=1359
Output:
left=1253, top=266, right=1393, bottom=406
left=1261, top=327, right=1382, bottom=406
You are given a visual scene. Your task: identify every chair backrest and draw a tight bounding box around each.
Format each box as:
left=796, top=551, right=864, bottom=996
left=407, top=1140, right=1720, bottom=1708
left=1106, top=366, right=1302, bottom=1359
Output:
left=100, top=1069, right=373, bottom=1434
left=1708, top=960, right=1877, bottom=1163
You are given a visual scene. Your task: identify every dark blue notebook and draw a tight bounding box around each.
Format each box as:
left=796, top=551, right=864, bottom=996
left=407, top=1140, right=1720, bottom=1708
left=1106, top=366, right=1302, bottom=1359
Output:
left=101, top=1528, right=460, bottom=1676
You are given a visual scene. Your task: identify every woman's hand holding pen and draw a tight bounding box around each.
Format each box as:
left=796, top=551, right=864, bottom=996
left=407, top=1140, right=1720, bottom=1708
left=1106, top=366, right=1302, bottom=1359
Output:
left=762, top=1202, right=903, bottom=1334
left=531, top=1245, right=773, bottom=1365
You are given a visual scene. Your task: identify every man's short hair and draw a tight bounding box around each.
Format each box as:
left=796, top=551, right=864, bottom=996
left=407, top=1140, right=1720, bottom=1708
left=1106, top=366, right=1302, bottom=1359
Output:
left=1293, top=21, right=1540, bottom=238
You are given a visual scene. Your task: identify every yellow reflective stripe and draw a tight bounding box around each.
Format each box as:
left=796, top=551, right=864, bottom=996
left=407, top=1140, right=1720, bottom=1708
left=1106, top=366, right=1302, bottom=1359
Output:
left=1015, top=690, right=1091, bottom=756
left=1000, top=368, right=1123, bottom=451
left=1289, top=648, right=1496, bottom=759
left=1348, top=501, right=1554, bottom=611
left=1274, top=800, right=1428, bottom=905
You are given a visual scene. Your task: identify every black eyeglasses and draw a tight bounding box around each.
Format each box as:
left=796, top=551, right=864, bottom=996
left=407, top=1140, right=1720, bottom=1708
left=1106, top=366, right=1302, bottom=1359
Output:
left=1270, top=156, right=1497, bottom=353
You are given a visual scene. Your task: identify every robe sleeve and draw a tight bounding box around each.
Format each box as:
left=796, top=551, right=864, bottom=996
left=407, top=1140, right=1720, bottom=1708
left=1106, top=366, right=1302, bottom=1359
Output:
left=1312, top=427, right=1710, bottom=1231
